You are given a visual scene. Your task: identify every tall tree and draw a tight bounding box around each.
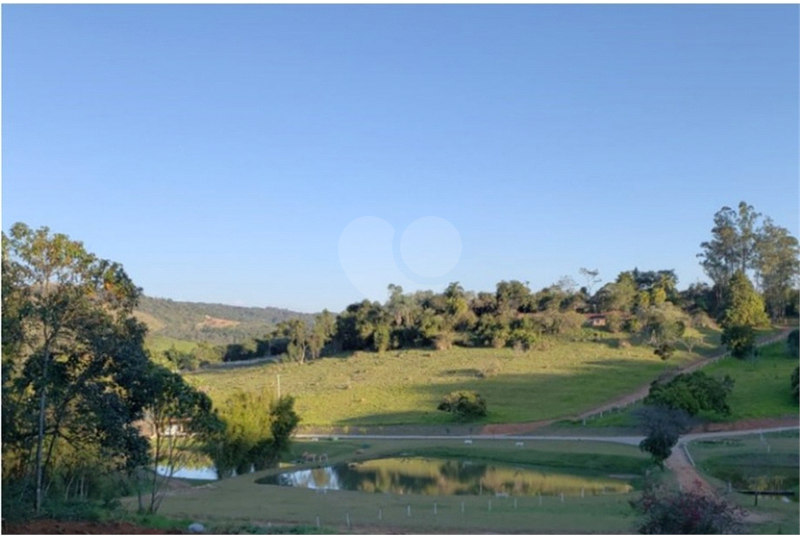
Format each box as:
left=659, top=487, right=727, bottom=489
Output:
left=2, top=223, right=152, bottom=513
left=755, top=218, right=800, bottom=321
left=308, top=309, right=336, bottom=360
left=698, top=202, right=761, bottom=302
left=721, top=270, right=770, bottom=329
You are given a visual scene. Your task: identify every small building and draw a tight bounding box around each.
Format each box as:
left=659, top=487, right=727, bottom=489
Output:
left=586, top=314, right=606, bottom=327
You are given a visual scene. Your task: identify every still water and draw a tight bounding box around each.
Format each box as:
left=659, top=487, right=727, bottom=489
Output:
left=256, top=457, right=634, bottom=496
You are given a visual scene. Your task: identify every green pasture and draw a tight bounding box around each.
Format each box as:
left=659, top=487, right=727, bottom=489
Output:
left=145, top=335, right=200, bottom=355
left=687, top=430, right=799, bottom=535
left=700, top=341, right=798, bottom=421
left=186, top=337, right=699, bottom=427
left=568, top=337, right=797, bottom=430
left=142, top=438, right=651, bottom=534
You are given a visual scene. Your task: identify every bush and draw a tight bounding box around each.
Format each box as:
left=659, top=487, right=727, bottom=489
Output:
left=630, top=485, right=744, bottom=533
left=788, top=329, right=799, bottom=358
left=437, top=391, right=487, bottom=421
left=720, top=324, right=757, bottom=359
left=644, top=371, right=734, bottom=417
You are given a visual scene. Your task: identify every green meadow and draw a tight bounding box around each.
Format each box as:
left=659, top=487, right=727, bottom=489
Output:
left=186, top=334, right=700, bottom=427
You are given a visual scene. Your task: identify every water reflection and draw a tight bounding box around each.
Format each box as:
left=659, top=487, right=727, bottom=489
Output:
left=257, top=457, right=634, bottom=496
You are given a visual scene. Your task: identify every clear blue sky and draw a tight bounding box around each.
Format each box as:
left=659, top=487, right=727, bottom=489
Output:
left=3, top=5, right=798, bottom=313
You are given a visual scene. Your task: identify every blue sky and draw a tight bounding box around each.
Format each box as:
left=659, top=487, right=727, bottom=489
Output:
left=3, top=4, right=798, bottom=313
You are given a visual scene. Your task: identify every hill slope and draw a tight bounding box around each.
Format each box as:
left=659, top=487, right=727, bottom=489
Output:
left=136, top=295, right=314, bottom=345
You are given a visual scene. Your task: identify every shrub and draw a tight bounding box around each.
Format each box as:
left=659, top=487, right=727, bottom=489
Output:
left=644, top=371, right=734, bottom=416
left=630, top=485, right=744, bottom=533
left=721, top=324, right=757, bottom=359
left=437, top=391, right=487, bottom=421
left=788, top=329, right=799, bottom=358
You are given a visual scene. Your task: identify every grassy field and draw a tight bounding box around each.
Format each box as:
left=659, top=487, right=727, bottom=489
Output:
left=687, top=430, right=799, bottom=535
left=143, top=438, right=653, bottom=534
left=145, top=335, right=200, bottom=355
left=185, top=332, right=701, bottom=427
left=699, top=341, right=798, bottom=422
left=564, top=336, right=797, bottom=430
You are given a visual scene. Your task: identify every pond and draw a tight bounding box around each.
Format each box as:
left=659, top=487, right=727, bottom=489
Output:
left=256, top=457, right=635, bottom=496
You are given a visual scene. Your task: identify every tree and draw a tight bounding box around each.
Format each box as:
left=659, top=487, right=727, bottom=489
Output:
left=720, top=324, right=757, bottom=359
left=644, top=372, right=734, bottom=417
left=755, top=219, right=800, bottom=321
left=2, top=223, right=152, bottom=513
left=698, top=202, right=761, bottom=304
left=204, top=391, right=300, bottom=478
left=278, top=318, right=310, bottom=363
left=142, top=364, right=223, bottom=513
left=437, top=391, right=487, bottom=421
left=637, top=303, right=689, bottom=360
left=579, top=268, right=602, bottom=298
left=630, top=485, right=745, bottom=533
left=308, top=309, right=336, bottom=360
left=721, top=270, right=769, bottom=329
left=635, top=405, right=692, bottom=468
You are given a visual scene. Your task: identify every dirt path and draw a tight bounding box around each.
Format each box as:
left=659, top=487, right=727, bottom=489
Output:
left=665, top=444, right=716, bottom=497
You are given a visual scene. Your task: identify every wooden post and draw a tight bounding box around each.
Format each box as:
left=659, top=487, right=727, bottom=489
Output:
left=461, top=501, right=465, bottom=514
left=538, top=494, right=542, bottom=506
left=346, top=513, right=350, bottom=528
left=581, top=488, right=585, bottom=498
left=378, top=508, right=382, bottom=521
left=316, top=516, right=320, bottom=529
left=407, top=505, right=411, bottom=517
left=488, top=499, right=492, bottom=511
left=434, top=502, right=437, bottom=515
left=514, top=497, right=518, bottom=509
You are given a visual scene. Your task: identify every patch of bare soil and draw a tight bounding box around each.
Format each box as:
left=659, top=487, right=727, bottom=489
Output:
left=195, top=315, right=239, bottom=329
left=2, top=520, right=182, bottom=534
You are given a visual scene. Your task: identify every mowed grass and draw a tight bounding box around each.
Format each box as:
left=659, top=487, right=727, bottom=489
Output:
left=700, top=341, right=798, bottom=421
left=186, top=334, right=697, bottom=427
left=143, top=438, right=650, bottom=534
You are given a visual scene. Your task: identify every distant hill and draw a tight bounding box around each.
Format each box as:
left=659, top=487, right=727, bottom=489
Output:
left=136, top=295, right=314, bottom=345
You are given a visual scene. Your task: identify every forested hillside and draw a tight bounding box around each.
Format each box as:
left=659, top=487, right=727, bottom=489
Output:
left=136, top=295, right=314, bottom=345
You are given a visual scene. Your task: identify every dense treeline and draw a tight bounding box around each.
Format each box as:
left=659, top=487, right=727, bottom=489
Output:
left=259, top=201, right=797, bottom=365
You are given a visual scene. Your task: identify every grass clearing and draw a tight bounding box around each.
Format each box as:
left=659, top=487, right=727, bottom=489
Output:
left=701, top=341, right=798, bottom=421
left=186, top=335, right=699, bottom=427
left=146, top=335, right=200, bottom=355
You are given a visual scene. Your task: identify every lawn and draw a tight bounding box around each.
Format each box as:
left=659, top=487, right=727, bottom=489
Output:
left=142, top=438, right=652, bottom=534
left=185, top=333, right=699, bottom=427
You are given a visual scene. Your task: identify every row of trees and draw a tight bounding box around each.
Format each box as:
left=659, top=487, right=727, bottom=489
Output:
left=1, top=223, right=299, bottom=518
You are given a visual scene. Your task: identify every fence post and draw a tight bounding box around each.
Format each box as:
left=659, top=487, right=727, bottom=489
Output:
left=346, top=512, right=350, bottom=528
left=316, top=516, right=320, bottom=529
left=407, top=505, right=411, bottom=517
left=378, top=508, right=382, bottom=521
left=461, top=501, right=465, bottom=514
